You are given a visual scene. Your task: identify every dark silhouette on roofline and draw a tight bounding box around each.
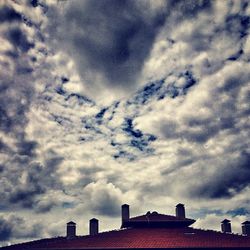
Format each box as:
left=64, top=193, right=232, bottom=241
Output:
left=1, top=203, right=250, bottom=249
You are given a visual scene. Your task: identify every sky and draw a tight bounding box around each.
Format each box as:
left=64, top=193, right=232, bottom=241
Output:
left=0, top=0, right=250, bottom=246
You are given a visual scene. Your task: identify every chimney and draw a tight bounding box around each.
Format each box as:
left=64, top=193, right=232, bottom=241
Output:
left=176, top=203, right=185, bottom=218
left=66, top=221, right=76, bottom=238
left=242, top=221, right=250, bottom=236
left=221, top=219, right=232, bottom=233
left=89, top=218, right=99, bottom=236
left=121, top=204, right=130, bottom=226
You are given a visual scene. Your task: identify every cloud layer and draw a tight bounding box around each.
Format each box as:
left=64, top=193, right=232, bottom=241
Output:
left=0, top=0, right=250, bottom=246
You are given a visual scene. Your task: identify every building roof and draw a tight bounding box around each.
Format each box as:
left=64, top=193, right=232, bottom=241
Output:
left=1, top=227, right=250, bottom=249
left=129, top=212, right=194, bottom=223
left=122, top=212, right=195, bottom=228
left=1, top=207, right=250, bottom=249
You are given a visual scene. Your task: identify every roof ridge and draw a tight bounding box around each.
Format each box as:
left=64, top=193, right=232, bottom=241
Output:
left=192, top=227, right=245, bottom=237
left=130, top=213, right=195, bottom=220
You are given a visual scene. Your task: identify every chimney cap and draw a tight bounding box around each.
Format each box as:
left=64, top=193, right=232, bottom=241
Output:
left=242, top=221, right=250, bottom=225
left=67, top=221, right=76, bottom=225
left=122, top=204, right=129, bottom=207
left=176, top=203, right=185, bottom=207
left=90, top=218, right=98, bottom=222
left=221, top=219, right=231, bottom=223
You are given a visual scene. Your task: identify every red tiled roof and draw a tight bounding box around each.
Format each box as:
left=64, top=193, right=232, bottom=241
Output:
left=1, top=227, right=250, bottom=249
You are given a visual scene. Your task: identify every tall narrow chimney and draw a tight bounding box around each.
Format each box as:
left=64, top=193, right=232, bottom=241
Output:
left=121, top=204, right=130, bottom=226
left=176, top=203, right=185, bottom=218
left=221, top=219, right=232, bottom=233
left=66, top=221, right=76, bottom=238
left=89, top=218, right=99, bottom=236
left=242, top=221, right=250, bottom=236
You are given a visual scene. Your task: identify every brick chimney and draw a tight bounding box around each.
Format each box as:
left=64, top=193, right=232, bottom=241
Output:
left=89, top=218, right=99, bottom=236
left=221, top=219, right=232, bottom=233
left=121, top=204, right=130, bottom=225
left=66, top=221, right=76, bottom=238
left=176, top=203, right=185, bottom=219
left=242, top=221, right=250, bottom=236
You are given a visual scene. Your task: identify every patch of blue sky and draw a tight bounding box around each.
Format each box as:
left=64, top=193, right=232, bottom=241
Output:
left=62, top=202, right=75, bottom=209
left=181, top=70, right=197, bottom=90
left=227, top=49, right=243, bottom=61
left=51, top=114, right=72, bottom=126
left=55, top=86, right=66, bottom=96
left=95, top=107, right=109, bottom=125
left=82, top=118, right=103, bottom=134
left=131, top=79, right=165, bottom=105
left=122, top=118, right=143, bottom=138
left=113, top=150, right=135, bottom=161
left=65, top=93, right=94, bottom=105
left=107, top=101, right=120, bottom=121
left=228, top=208, right=249, bottom=216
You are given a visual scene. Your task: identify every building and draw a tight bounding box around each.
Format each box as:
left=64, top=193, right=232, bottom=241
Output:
left=1, top=204, right=250, bottom=249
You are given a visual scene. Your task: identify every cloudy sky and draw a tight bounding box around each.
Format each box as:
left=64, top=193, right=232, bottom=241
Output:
left=0, top=0, right=250, bottom=246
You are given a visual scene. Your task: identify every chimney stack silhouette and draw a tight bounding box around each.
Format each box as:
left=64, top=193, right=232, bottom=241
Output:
left=89, top=218, right=99, bottom=236
left=176, top=203, right=186, bottom=219
left=66, top=221, right=76, bottom=238
left=121, top=204, right=130, bottom=226
left=242, top=221, right=250, bottom=236
left=221, top=219, right=232, bottom=233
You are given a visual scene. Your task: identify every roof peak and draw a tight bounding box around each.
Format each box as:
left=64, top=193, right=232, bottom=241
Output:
left=122, top=212, right=195, bottom=229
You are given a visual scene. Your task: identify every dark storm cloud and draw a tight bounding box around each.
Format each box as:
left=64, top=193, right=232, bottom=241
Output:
left=0, top=139, right=12, bottom=154
left=0, top=154, right=63, bottom=210
left=224, top=13, right=250, bottom=39
left=16, top=140, right=37, bottom=157
left=0, top=79, right=33, bottom=136
left=34, top=200, right=56, bottom=213
left=47, top=0, right=212, bottom=97
left=0, top=6, right=22, bottom=23
left=0, top=218, right=12, bottom=241
left=84, top=181, right=122, bottom=216
left=0, top=5, right=43, bottom=211
left=30, top=0, right=39, bottom=8
left=9, top=185, right=44, bottom=209
left=0, top=106, right=13, bottom=133
left=92, top=198, right=120, bottom=217
left=1, top=0, right=249, bottom=243
left=6, top=27, right=34, bottom=52
left=48, top=0, right=167, bottom=91
left=0, top=215, right=44, bottom=241
left=158, top=64, right=250, bottom=144
left=192, top=151, right=250, bottom=198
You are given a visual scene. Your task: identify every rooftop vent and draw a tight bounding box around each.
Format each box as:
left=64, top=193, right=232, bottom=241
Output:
left=152, top=211, right=158, bottom=215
